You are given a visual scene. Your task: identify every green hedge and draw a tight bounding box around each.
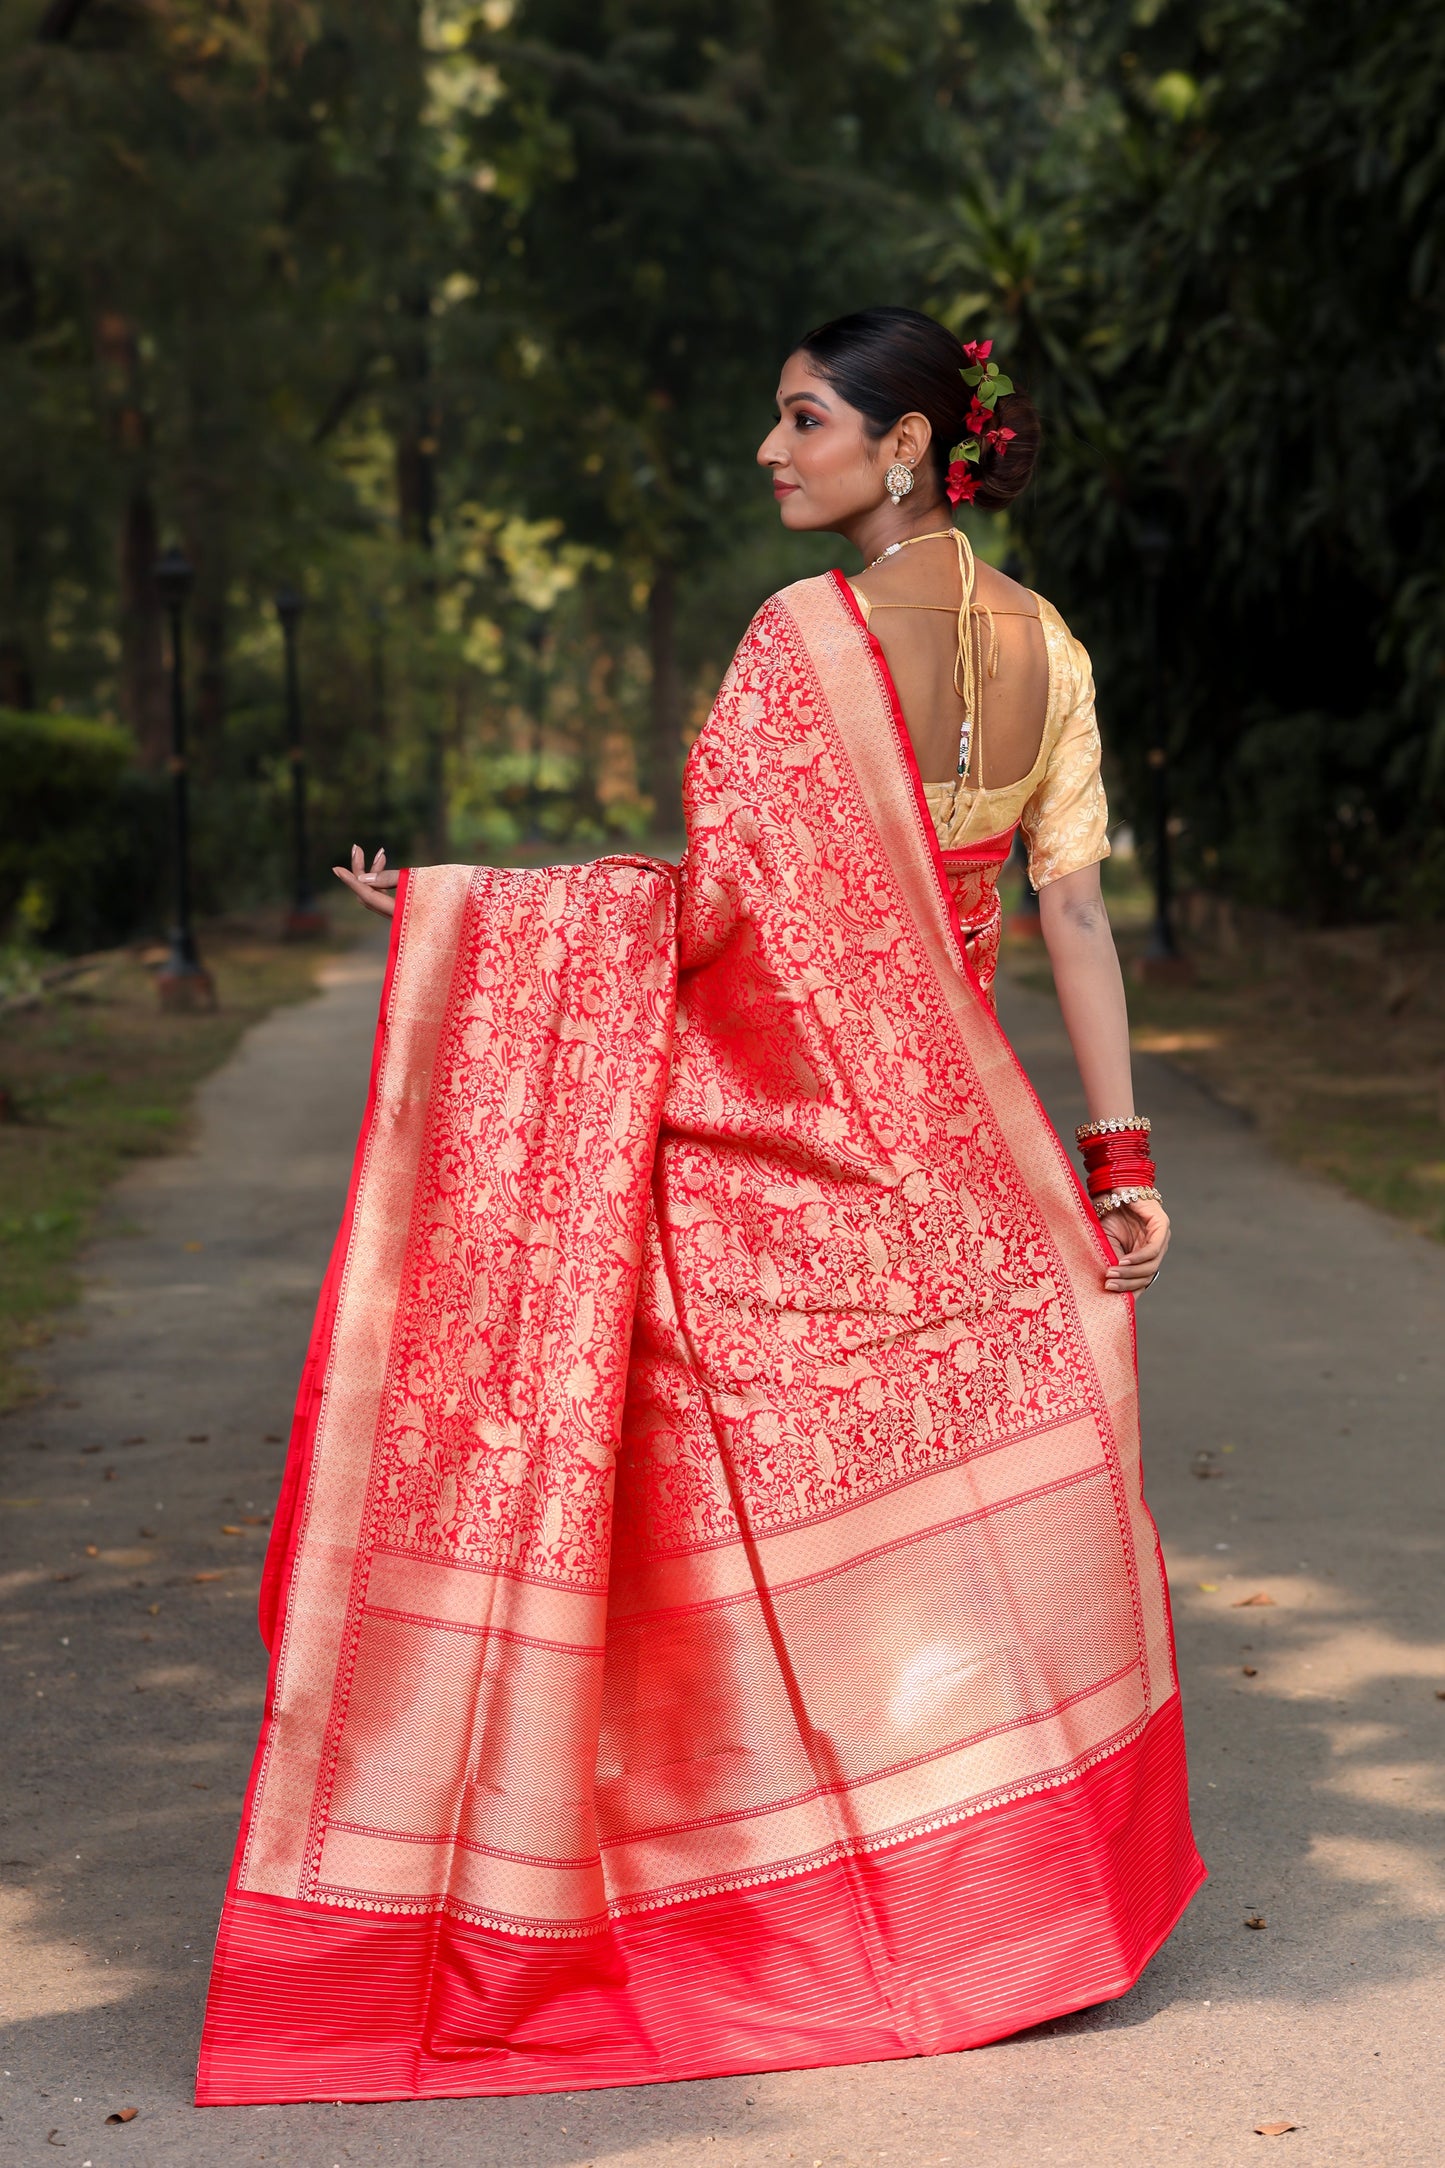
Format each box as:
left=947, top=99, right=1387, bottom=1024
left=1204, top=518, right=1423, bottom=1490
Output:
left=0, top=710, right=169, bottom=952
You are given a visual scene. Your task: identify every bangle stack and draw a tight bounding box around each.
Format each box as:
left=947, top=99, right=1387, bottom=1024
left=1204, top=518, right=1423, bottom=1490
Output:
left=1075, top=1116, right=1162, bottom=1220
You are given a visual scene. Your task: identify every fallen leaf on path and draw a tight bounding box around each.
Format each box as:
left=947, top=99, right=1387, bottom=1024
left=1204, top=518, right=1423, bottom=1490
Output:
left=84, top=1544, right=99, bottom=1557
left=105, top=2106, right=138, bottom=2123
left=190, top=1781, right=209, bottom=1790
left=52, top=1572, right=78, bottom=1583
left=1254, top=2121, right=1297, bottom=2136
left=122, top=1435, right=147, bottom=1445
left=183, top=1241, right=204, bottom=1253
left=263, top=1432, right=282, bottom=1442
left=240, top=1514, right=267, bottom=1526
left=80, top=1444, right=102, bottom=1456
left=1197, top=1582, right=1219, bottom=1593
left=1193, top=1466, right=1224, bottom=1479
left=138, top=1528, right=156, bottom=1538
left=187, top=1433, right=209, bottom=1443
left=145, top=1604, right=160, bottom=1616
left=45, top=2129, right=62, bottom=2145
left=190, top=1571, right=223, bottom=1584
left=1435, top=1689, right=1445, bottom=1701
left=1242, top=1666, right=1259, bottom=1677
left=1234, top=1592, right=1276, bottom=1607
left=104, top=1469, right=117, bottom=1481
left=1245, top=1913, right=1267, bottom=1929
left=220, top=1525, right=243, bottom=1536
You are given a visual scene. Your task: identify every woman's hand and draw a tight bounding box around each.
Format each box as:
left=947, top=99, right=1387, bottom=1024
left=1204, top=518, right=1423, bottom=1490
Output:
left=1100, top=1196, right=1170, bottom=1295
left=332, top=844, right=398, bottom=919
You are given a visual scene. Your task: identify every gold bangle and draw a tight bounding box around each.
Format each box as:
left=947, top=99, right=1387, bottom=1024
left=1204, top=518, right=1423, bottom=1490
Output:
left=1092, top=1184, right=1162, bottom=1219
left=1075, top=1115, right=1152, bottom=1144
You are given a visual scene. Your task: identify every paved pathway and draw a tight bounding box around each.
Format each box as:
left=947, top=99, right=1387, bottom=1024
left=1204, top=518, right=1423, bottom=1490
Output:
left=2, top=932, right=1442, bottom=2167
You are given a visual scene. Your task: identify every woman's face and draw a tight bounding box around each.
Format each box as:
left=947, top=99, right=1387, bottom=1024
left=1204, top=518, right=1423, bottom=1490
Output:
left=757, top=351, right=934, bottom=533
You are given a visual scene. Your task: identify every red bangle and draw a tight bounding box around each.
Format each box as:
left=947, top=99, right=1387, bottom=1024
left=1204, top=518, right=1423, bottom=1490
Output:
left=1085, top=1152, right=1155, bottom=1196
left=1075, top=1115, right=1151, bottom=1143
left=1079, top=1129, right=1157, bottom=1200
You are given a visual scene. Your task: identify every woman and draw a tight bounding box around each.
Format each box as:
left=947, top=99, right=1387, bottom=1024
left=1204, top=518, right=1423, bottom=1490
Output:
left=199, top=307, right=1202, bottom=2108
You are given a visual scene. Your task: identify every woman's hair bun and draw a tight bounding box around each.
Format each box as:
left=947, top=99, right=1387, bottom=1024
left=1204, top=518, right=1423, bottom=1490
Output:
left=795, top=304, right=1040, bottom=510
left=968, top=386, right=1040, bottom=512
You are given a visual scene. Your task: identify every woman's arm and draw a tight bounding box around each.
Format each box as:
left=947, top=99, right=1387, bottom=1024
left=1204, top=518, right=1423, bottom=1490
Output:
left=1037, top=862, right=1169, bottom=1294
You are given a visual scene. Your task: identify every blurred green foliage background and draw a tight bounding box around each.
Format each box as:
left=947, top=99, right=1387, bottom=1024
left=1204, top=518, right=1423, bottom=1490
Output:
left=1, top=0, right=1442, bottom=949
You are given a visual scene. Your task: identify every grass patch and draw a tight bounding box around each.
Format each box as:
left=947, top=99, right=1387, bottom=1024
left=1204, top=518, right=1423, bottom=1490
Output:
left=0, top=918, right=354, bottom=1409
left=1004, top=856, right=1445, bottom=1242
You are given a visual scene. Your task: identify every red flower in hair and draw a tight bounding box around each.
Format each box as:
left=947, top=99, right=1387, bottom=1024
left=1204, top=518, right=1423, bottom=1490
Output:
left=964, top=396, right=991, bottom=436
left=984, top=425, right=1017, bottom=455
left=960, top=339, right=993, bottom=368
left=945, top=460, right=978, bottom=506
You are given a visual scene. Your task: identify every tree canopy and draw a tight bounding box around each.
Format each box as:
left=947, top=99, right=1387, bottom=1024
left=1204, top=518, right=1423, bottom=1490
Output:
left=1, top=0, right=1440, bottom=939
left=931, top=0, right=1445, bottom=918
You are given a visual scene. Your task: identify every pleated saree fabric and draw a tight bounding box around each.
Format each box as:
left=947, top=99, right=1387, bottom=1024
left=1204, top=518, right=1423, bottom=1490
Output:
left=198, top=572, right=1203, bottom=2106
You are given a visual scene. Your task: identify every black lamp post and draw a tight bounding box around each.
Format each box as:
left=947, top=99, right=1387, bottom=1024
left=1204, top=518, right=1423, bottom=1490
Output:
left=153, top=547, right=214, bottom=1010
left=1136, top=522, right=1192, bottom=985
left=275, top=584, right=324, bottom=938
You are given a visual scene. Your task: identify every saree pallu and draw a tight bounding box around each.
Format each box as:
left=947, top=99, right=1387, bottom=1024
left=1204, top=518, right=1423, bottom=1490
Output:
left=198, top=571, right=1203, bottom=2106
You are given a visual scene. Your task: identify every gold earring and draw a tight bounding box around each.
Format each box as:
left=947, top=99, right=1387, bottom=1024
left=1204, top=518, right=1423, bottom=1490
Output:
left=884, top=463, right=915, bottom=507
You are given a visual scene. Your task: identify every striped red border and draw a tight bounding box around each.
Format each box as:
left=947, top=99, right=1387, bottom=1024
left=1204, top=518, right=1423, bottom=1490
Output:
left=197, top=1694, right=1202, bottom=2105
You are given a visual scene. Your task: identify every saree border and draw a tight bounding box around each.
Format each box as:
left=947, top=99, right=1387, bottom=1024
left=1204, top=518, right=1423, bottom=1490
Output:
left=297, top=867, right=497, bottom=1904
left=239, top=865, right=494, bottom=1903
left=257, top=868, right=411, bottom=1653
left=237, top=869, right=414, bottom=1898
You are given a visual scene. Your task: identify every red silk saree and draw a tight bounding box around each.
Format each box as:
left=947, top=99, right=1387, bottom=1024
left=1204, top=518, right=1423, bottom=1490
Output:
left=198, top=571, right=1203, bottom=2106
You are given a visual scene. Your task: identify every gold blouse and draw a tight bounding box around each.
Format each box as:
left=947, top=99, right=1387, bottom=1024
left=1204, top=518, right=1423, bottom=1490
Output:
left=848, top=586, right=1110, bottom=891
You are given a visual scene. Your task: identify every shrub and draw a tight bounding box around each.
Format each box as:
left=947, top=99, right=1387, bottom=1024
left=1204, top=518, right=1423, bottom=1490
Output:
left=0, top=710, right=168, bottom=952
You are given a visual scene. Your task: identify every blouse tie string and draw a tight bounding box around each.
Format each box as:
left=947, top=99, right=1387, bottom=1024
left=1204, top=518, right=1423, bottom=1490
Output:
left=860, top=525, right=1011, bottom=819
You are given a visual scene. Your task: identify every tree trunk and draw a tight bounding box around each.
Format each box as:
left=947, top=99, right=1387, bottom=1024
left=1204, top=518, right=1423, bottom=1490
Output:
left=368, top=605, right=387, bottom=742
left=424, top=717, right=448, bottom=862
left=98, top=311, right=167, bottom=763
left=394, top=289, right=435, bottom=552
left=0, top=635, right=34, bottom=710
left=648, top=558, right=680, bottom=836
left=195, top=604, right=226, bottom=742
left=0, top=512, right=36, bottom=710
left=119, top=482, right=167, bottom=765
left=190, top=522, right=228, bottom=745
left=1, top=246, right=40, bottom=706
left=392, top=280, right=443, bottom=852
left=37, top=0, right=95, bottom=40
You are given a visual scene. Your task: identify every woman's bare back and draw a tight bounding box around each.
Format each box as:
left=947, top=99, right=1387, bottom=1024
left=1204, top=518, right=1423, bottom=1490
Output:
left=853, top=538, right=1049, bottom=789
